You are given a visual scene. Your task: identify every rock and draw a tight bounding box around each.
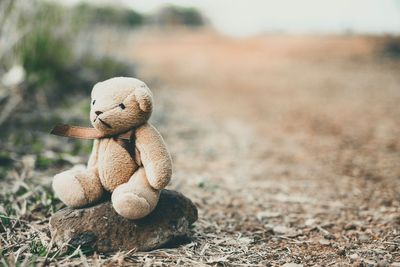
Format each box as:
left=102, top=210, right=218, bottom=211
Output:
left=324, top=233, right=335, bottom=240
left=49, top=190, right=198, bottom=253
left=256, top=211, right=281, bottom=221
left=318, top=238, right=330, bottom=246
left=273, top=225, right=295, bottom=236
left=377, top=260, right=389, bottom=267
left=349, top=253, right=359, bottom=260
left=282, top=263, right=303, bottom=267
left=358, top=234, right=369, bottom=243
left=337, top=248, right=346, bottom=256
left=344, top=222, right=357, bottom=231
left=304, top=218, right=316, bottom=227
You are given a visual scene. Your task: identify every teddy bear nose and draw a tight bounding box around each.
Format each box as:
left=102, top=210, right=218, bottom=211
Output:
left=95, top=111, right=103, bottom=116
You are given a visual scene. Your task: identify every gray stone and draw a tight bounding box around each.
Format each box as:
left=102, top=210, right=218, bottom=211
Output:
left=282, top=263, right=303, bottom=267
left=49, top=190, right=198, bottom=253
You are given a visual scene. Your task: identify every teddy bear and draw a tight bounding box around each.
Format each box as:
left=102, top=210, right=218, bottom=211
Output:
left=51, top=77, right=172, bottom=220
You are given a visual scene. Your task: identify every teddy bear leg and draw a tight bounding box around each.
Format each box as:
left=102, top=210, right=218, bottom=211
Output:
left=53, top=168, right=103, bottom=208
left=112, top=167, right=160, bottom=220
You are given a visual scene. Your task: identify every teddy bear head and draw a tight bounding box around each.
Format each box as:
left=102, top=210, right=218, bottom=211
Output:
left=89, top=77, right=153, bottom=136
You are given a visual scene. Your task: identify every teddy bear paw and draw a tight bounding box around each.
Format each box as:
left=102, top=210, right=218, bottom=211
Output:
left=53, top=170, right=87, bottom=208
left=112, top=192, right=151, bottom=220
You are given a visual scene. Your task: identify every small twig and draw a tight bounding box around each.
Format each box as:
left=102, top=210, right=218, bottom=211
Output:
left=382, top=241, right=400, bottom=245
left=57, top=246, right=81, bottom=265
left=0, top=215, right=29, bottom=224
left=327, top=260, right=338, bottom=266
left=200, top=243, right=209, bottom=255
left=78, top=249, right=90, bottom=267
left=277, top=235, right=311, bottom=244
left=316, top=225, right=331, bottom=235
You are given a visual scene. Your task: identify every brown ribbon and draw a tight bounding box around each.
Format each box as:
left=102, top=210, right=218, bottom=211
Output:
left=50, top=124, right=139, bottom=165
left=50, top=124, right=131, bottom=140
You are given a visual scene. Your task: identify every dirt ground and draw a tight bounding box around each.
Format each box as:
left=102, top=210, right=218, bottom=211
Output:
left=94, top=31, right=400, bottom=266
left=2, top=31, right=399, bottom=266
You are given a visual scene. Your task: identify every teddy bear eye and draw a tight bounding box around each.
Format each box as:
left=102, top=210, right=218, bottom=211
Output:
left=92, top=100, right=96, bottom=105
left=119, top=103, right=126, bottom=109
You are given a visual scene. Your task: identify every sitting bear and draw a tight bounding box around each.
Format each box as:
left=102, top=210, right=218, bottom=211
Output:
left=52, top=77, right=172, bottom=220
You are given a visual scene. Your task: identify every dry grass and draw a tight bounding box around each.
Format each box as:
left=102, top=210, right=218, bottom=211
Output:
left=1, top=30, right=400, bottom=266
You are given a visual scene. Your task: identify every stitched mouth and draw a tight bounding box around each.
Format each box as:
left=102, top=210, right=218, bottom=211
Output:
left=98, top=118, right=112, bottom=128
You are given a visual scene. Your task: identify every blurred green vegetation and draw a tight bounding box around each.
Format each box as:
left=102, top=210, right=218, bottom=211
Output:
left=20, top=2, right=75, bottom=104
left=0, top=1, right=137, bottom=178
left=156, top=5, right=205, bottom=27
left=73, top=3, right=144, bottom=27
left=0, top=0, right=206, bottom=179
left=73, top=3, right=206, bottom=28
left=381, top=36, right=400, bottom=58
left=1, top=3, right=134, bottom=129
left=16, top=1, right=136, bottom=108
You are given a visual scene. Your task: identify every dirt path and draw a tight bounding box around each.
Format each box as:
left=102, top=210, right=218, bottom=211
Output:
left=99, top=31, right=400, bottom=265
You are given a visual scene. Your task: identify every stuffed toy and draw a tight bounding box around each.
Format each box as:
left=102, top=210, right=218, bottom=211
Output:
left=51, top=77, right=172, bottom=220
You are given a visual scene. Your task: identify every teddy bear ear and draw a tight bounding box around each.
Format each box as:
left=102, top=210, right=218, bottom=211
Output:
left=133, top=85, right=153, bottom=113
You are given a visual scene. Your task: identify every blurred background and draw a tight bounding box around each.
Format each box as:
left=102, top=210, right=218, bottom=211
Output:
left=0, top=0, right=399, bottom=265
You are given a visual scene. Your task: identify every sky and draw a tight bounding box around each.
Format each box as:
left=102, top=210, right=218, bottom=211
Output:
left=64, top=0, right=400, bottom=37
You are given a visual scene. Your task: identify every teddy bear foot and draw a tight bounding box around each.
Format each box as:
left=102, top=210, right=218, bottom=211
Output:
left=53, top=170, right=88, bottom=207
left=112, top=192, right=152, bottom=220
left=111, top=167, right=160, bottom=220
left=53, top=168, right=103, bottom=208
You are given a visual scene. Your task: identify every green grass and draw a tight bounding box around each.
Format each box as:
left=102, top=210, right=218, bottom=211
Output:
left=30, top=240, right=47, bottom=257
left=0, top=177, right=69, bottom=265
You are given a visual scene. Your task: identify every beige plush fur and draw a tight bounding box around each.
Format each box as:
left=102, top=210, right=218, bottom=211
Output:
left=52, top=77, right=172, bottom=219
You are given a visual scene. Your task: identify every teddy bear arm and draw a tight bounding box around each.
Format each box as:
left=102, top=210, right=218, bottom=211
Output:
left=136, top=123, right=172, bottom=190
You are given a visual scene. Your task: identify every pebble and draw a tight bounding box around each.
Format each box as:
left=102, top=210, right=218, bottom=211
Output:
left=337, top=248, right=346, bottom=256
left=377, top=260, right=389, bottom=267
left=281, top=263, right=303, bottom=267
left=324, top=233, right=335, bottom=240
left=305, top=218, right=316, bottom=226
left=319, top=238, right=330, bottom=246
left=358, top=234, right=369, bottom=243
left=273, top=225, right=292, bottom=235
left=344, top=222, right=357, bottom=230
left=256, top=211, right=281, bottom=221
left=349, top=253, right=359, bottom=260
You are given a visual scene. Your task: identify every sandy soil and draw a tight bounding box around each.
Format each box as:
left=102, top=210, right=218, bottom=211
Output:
left=1, top=26, right=400, bottom=266
left=1, top=31, right=395, bottom=266
left=95, top=31, right=400, bottom=266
